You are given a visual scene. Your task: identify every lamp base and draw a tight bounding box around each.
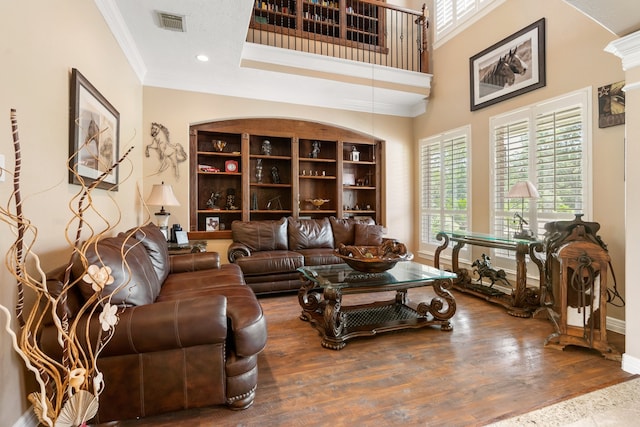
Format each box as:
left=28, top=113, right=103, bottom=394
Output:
left=155, top=212, right=170, bottom=241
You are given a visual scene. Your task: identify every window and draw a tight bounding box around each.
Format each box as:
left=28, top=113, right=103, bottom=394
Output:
left=490, top=88, right=591, bottom=251
left=434, top=0, right=504, bottom=46
left=419, top=126, right=471, bottom=252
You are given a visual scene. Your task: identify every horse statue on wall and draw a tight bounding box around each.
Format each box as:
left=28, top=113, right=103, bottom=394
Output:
left=146, top=122, right=187, bottom=179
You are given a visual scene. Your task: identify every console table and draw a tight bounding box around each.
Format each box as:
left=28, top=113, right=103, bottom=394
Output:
left=434, top=232, right=545, bottom=317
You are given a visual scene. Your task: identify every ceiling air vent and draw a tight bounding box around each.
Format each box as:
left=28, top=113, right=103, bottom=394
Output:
left=157, top=12, right=186, bottom=32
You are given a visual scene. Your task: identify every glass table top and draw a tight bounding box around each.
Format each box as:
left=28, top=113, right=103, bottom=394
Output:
left=443, top=231, right=542, bottom=245
left=297, top=261, right=456, bottom=290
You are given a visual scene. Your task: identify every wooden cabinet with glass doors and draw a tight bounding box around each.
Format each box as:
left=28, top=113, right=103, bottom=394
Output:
left=189, top=119, right=383, bottom=239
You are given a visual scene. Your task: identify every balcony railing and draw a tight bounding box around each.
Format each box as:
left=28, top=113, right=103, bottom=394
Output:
left=247, top=1, right=429, bottom=74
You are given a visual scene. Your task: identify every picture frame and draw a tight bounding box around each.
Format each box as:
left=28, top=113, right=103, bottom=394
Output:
left=69, top=68, right=120, bottom=190
left=206, top=216, right=220, bottom=231
left=598, top=81, right=626, bottom=128
left=470, top=18, right=546, bottom=111
left=174, top=230, right=189, bottom=245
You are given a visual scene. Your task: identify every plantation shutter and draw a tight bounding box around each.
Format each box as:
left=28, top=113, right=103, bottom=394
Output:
left=435, top=0, right=454, bottom=38
left=490, top=89, right=590, bottom=257
left=535, top=104, right=585, bottom=233
left=492, top=116, right=531, bottom=238
left=420, top=127, right=470, bottom=251
left=456, top=0, right=476, bottom=19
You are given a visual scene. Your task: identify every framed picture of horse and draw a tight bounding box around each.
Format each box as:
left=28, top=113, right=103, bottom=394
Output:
left=470, top=18, right=546, bottom=111
left=69, top=68, right=120, bottom=190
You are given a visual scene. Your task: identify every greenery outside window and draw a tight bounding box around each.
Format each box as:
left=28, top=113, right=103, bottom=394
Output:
left=419, top=125, right=471, bottom=253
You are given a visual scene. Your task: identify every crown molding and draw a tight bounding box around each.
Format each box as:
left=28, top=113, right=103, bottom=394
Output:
left=94, top=0, right=147, bottom=82
left=605, top=30, right=640, bottom=71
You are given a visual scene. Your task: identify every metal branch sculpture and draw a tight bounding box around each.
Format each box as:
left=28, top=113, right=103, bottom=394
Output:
left=1, top=109, right=139, bottom=427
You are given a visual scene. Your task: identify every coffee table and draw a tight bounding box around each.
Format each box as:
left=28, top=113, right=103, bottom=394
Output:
left=297, top=262, right=457, bottom=350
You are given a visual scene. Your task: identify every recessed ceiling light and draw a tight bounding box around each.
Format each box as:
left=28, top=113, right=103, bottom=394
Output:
left=196, top=54, right=209, bottom=62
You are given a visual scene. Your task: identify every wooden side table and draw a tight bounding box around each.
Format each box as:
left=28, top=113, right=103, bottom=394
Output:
left=167, top=240, right=207, bottom=255
left=434, top=232, right=545, bottom=317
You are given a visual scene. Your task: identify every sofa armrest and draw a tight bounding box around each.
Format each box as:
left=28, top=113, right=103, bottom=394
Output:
left=228, top=242, right=251, bottom=263
left=169, top=252, right=220, bottom=273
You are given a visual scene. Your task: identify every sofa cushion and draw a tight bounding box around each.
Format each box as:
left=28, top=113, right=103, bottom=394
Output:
left=74, top=234, right=161, bottom=306
left=130, top=222, right=170, bottom=283
left=296, top=248, right=343, bottom=266
left=330, top=216, right=375, bottom=246
left=232, top=217, right=288, bottom=251
left=354, top=223, right=385, bottom=246
left=235, top=250, right=304, bottom=276
left=287, top=217, right=334, bottom=250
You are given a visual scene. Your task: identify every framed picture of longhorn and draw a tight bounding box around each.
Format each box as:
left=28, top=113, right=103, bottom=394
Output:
left=470, top=18, right=546, bottom=111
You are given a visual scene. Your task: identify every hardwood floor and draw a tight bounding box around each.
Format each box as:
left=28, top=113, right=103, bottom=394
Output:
left=101, top=289, right=633, bottom=427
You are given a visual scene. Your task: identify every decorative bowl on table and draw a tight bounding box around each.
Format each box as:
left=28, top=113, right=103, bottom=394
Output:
left=334, top=240, right=413, bottom=273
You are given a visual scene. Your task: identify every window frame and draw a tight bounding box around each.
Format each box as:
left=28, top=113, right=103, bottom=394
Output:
left=489, top=87, right=593, bottom=262
left=418, top=125, right=472, bottom=256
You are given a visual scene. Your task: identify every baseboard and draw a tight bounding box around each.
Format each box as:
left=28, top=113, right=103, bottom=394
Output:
left=12, top=407, right=37, bottom=427
left=622, top=353, right=640, bottom=375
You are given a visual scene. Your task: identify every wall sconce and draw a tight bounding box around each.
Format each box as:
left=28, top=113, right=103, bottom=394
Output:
left=146, top=181, right=180, bottom=240
left=506, top=180, right=539, bottom=239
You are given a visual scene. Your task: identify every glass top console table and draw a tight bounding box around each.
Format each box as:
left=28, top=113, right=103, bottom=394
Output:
left=297, top=262, right=457, bottom=350
left=433, top=231, right=545, bottom=318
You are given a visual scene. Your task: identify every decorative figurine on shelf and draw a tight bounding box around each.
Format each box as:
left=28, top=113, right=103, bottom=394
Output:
left=212, top=140, right=226, bottom=152
left=255, top=158, right=263, bottom=183
left=310, top=141, right=321, bottom=158
left=251, top=192, right=258, bottom=210
left=206, top=190, right=222, bottom=210
left=350, top=146, right=360, bottom=161
left=271, top=166, right=281, bottom=184
left=261, top=139, right=272, bottom=156
left=225, top=188, right=239, bottom=210
left=266, top=195, right=283, bottom=210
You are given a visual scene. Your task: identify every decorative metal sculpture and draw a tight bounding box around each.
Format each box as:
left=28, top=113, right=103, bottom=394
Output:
left=471, top=254, right=510, bottom=289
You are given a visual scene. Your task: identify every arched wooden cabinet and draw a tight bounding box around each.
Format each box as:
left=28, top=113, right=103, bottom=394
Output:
left=188, top=119, right=384, bottom=239
left=543, top=215, right=622, bottom=361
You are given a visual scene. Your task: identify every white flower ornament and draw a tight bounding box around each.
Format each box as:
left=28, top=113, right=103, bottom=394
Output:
left=82, top=265, right=114, bottom=293
left=98, top=303, right=119, bottom=332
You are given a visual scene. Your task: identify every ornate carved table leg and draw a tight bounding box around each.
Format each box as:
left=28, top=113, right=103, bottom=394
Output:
left=417, top=279, right=456, bottom=331
left=434, top=232, right=450, bottom=269
left=298, top=277, right=322, bottom=321
left=508, top=242, right=532, bottom=318
left=320, top=287, right=347, bottom=350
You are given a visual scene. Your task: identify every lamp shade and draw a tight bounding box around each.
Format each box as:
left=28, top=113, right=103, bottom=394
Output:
left=146, top=182, right=180, bottom=210
left=506, top=181, right=539, bottom=199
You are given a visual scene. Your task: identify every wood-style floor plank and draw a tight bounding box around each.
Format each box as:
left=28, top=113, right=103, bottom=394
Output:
left=100, top=289, right=633, bottom=427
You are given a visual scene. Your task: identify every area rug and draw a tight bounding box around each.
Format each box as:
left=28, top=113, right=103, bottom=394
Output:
left=488, top=376, right=640, bottom=426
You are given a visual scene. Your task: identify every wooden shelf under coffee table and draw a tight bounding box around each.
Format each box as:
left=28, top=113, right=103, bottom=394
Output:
left=297, top=262, right=458, bottom=350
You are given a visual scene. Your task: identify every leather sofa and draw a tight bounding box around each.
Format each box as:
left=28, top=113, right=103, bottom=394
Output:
left=227, top=216, right=385, bottom=294
left=40, top=223, right=267, bottom=423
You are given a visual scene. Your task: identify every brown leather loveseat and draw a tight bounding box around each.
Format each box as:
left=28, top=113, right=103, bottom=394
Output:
left=228, top=216, right=384, bottom=294
left=41, top=223, right=267, bottom=423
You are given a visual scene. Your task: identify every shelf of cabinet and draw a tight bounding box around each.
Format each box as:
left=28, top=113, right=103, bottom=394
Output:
left=190, top=119, right=383, bottom=236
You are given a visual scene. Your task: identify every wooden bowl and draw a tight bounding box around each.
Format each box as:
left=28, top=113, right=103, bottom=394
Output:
left=334, top=241, right=413, bottom=273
